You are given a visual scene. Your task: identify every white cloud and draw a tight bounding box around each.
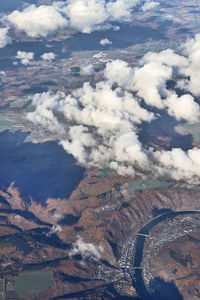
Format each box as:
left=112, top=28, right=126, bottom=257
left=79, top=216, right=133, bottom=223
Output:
left=165, top=93, right=200, bottom=123
left=141, top=1, right=159, bottom=12
left=100, top=38, right=112, bottom=45
left=16, top=51, right=34, bottom=65
left=47, top=225, right=62, bottom=236
left=180, top=34, right=200, bottom=96
left=0, top=27, right=12, bottom=48
left=4, top=0, right=161, bottom=36
left=154, top=147, right=200, bottom=184
left=27, top=80, right=154, bottom=175
left=141, top=48, right=188, bottom=68
left=104, top=59, right=133, bottom=88
left=5, top=4, right=67, bottom=37
left=80, top=64, right=95, bottom=75
left=69, top=236, right=103, bottom=261
left=109, top=132, right=149, bottom=171
left=41, top=52, right=56, bottom=61
left=60, top=126, right=96, bottom=164
left=16, top=51, right=34, bottom=60
left=26, top=91, right=65, bottom=133
left=106, top=0, right=139, bottom=21
left=65, top=0, right=108, bottom=33
left=27, top=34, right=200, bottom=183
left=132, top=61, right=172, bottom=108
left=141, top=36, right=200, bottom=98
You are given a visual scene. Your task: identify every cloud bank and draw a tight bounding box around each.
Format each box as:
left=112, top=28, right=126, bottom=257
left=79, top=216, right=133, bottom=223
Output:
left=27, top=81, right=154, bottom=175
left=27, top=35, right=200, bottom=183
left=4, top=0, right=160, bottom=36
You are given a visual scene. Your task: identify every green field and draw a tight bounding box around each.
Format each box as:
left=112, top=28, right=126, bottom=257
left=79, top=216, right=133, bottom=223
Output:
left=121, top=179, right=172, bottom=196
left=13, top=270, right=54, bottom=298
left=99, top=167, right=115, bottom=177
left=6, top=290, right=19, bottom=300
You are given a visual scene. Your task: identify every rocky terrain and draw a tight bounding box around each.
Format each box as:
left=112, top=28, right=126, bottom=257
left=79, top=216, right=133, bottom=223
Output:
left=0, top=167, right=199, bottom=299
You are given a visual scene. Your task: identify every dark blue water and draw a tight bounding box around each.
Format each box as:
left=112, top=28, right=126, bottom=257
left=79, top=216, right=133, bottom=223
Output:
left=139, top=112, right=193, bottom=151
left=0, top=39, right=70, bottom=68
left=0, top=130, right=85, bottom=203
left=0, top=0, right=24, bottom=13
left=0, top=0, right=38, bottom=13
left=61, top=23, right=166, bottom=52
left=0, top=22, right=167, bottom=69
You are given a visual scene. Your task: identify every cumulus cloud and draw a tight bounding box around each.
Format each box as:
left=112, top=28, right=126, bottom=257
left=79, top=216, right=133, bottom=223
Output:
left=109, top=41, right=200, bottom=117
left=106, top=0, right=139, bottom=21
left=0, top=27, right=12, bottom=48
left=47, top=224, right=62, bottom=236
left=104, top=59, right=173, bottom=109
left=41, top=52, right=56, bottom=61
left=140, top=35, right=200, bottom=99
left=141, top=48, right=188, bottom=68
left=5, top=4, right=67, bottom=37
left=104, top=59, right=133, bottom=88
left=16, top=50, right=34, bottom=65
left=132, top=61, right=172, bottom=108
left=69, top=236, right=103, bottom=261
left=64, top=0, right=160, bottom=32
left=105, top=59, right=172, bottom=109
left=141, top=1, right=159, bottom=12
left=80, top=64, right=95, bottom=75
left=60, top=126, right=97, bottom=164
left=100, top=38, right=112, bottom=45
left=64, top=0, right=108, bottom=33
left=27, top=80, right=154, bottom=175
left=180, top=34, right=200, bottom=96
left=26, top=91, right=65, bottom=133
left=165, top=93, right=200, bottom=123
left=27, top=34, right=200, bottom=183
left=4, top=0, right=160, bottom=36
left=154, top=148, right=200, bottom=184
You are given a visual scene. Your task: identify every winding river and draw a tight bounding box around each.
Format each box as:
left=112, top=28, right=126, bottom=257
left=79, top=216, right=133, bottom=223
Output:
left=133, top=210, right=200, bottom=299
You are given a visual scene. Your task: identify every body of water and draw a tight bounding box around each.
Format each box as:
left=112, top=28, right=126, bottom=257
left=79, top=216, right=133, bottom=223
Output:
left=0, top=130, right=85, bottom=203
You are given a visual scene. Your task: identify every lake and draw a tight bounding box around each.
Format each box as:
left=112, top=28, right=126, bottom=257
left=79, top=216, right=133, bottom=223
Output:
left=0, top=130, right=85, bottom=203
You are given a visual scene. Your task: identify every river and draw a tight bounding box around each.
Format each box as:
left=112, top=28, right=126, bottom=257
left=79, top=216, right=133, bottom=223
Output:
left=133, top=210, right=200, bottom=299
